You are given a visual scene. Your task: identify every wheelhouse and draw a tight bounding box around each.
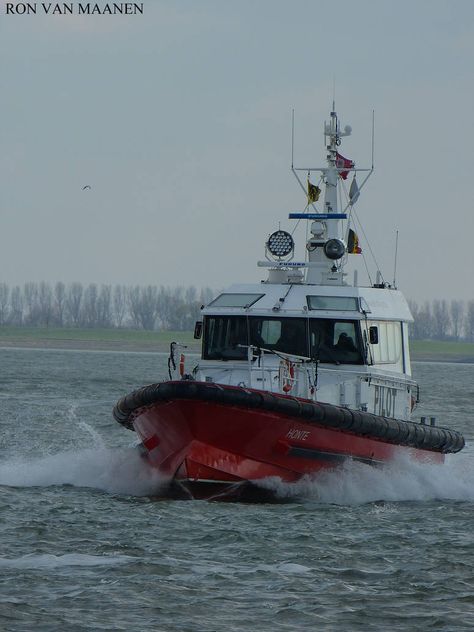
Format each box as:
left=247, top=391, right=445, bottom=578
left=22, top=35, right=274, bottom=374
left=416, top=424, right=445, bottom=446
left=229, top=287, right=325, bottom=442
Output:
left=202, top=315, right=364, bottom=365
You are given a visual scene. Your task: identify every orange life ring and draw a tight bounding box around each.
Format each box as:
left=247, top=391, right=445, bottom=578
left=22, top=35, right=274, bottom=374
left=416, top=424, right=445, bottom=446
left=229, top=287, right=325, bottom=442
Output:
left=282, top=359, right=294, bottom=393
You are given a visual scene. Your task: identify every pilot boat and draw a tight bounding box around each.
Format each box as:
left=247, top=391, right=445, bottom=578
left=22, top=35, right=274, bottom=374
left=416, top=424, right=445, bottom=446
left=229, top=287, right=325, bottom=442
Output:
left=113, top=104, right=465, bottom=500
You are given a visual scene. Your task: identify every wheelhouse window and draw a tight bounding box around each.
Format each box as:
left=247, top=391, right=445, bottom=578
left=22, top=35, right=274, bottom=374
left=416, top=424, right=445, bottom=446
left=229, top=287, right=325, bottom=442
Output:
left=367, top=320, right=402, bottom=366
left=203, top=316, right=248, bottom=360
left=203, top=315, right=363, bottom=364
left=208, top=293, right=264, bottom=308
left=307, top=296, right=359, bottom=311
left=249, top=317, right=308, bottom=357
left=309, top=319, right=363, bottom=364
left=203, top=316, right=309, bottom=360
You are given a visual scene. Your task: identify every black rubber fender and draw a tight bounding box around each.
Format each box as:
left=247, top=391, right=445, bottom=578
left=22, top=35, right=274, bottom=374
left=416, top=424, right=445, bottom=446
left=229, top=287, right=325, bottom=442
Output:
left=112, top=380, right=465, bottom=454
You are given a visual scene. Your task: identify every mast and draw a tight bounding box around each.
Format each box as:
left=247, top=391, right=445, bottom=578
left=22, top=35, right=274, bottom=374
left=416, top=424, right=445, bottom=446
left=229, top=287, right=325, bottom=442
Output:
left=323, top=104, right=342, bottom=219
left=259, top=104, right=373, bottom=286
left=301, top=105, right=352, bottom=285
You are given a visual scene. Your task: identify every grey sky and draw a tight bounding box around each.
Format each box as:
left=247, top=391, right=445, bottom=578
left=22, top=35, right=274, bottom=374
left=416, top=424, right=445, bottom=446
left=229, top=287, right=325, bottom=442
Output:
left=1, top=0, right=473, bottom=301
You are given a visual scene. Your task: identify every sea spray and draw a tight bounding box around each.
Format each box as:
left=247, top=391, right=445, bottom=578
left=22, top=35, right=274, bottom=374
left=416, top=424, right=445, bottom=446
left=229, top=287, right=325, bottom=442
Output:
left=2, top=446, right=472, bottom=503
left=0, top=446, right=168, bottom=496
left=255, top=450, right=474, bottom=505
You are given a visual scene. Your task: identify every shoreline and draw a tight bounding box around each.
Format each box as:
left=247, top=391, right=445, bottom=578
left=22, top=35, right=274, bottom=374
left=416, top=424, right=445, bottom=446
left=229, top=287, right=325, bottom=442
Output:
left=0, top=338, right=201, bottom=354
left=411, top=355, right=474, bottom=364
left=1, top=337, right=473, bottom=363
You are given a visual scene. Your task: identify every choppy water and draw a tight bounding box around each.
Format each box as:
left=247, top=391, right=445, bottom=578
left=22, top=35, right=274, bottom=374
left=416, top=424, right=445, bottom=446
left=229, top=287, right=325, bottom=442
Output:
left=0, top=348, right=473, bottom=631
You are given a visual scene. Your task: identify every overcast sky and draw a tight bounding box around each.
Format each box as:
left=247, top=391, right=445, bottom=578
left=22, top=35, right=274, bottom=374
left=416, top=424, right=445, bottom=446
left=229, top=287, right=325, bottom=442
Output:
left=1, top=0, right=473, bottom=301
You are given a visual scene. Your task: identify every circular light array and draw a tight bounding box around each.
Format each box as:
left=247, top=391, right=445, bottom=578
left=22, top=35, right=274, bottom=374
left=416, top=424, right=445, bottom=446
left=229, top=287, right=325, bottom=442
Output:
left=323, top=238, right=345, bottom=260
left=266, top=230, right=294, bottom=258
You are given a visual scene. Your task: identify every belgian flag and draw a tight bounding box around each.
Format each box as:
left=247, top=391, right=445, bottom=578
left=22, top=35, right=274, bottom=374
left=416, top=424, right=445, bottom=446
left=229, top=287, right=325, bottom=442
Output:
left=348, top=229, right=362, bottom=254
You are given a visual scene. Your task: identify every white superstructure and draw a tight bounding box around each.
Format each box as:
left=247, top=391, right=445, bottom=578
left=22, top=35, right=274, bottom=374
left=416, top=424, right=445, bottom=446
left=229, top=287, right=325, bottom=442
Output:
left=176, top=105, right=419, bottom=422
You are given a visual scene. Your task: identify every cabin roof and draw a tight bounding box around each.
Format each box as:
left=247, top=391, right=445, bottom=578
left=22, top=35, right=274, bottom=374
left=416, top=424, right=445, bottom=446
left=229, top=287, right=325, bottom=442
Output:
left=201, top=283, right=413, bottom=322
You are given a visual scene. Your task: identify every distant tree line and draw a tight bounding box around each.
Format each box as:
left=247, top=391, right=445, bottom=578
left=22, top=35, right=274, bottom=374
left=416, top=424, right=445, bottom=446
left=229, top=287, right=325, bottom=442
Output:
left=408, top=299, right=474, bottom=342
left=0, top=283, right=472, bottom=341
left=0, top=282, right=216, bottom=331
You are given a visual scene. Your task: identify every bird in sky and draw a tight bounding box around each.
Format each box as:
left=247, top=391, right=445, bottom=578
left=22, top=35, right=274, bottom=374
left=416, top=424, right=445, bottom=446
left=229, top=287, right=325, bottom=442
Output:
left=82, top=185, right=91, bottom=190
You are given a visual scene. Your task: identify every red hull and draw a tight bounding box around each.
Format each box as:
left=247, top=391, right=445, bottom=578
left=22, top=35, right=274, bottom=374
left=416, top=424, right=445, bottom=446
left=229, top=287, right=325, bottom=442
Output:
left=132, top=397, right=444, bottom=500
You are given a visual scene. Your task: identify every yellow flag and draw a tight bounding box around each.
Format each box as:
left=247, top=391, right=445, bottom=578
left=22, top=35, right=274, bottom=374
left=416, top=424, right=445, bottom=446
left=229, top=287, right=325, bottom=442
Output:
left=307, top=180, right=321, bottom=204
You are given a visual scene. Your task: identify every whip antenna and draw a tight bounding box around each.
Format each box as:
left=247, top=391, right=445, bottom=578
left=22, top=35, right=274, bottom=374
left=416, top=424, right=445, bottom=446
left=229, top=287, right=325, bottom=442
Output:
left=291, top=109, right=295, bottom=169
left=371, top=110, right=375, bottom=170
left=393, top=230, right=399, bottom=288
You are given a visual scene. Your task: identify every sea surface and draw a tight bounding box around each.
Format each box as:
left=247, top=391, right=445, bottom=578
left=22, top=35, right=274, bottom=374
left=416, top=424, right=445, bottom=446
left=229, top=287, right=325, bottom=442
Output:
left=0, top=348, right=473, bottom=631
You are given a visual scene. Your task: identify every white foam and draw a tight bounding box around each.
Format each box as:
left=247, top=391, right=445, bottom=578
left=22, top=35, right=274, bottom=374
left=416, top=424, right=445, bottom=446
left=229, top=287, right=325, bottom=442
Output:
left=257, top=451, right=474, bottom=505
left=0, top=553, right=135, bottom=570
left=2, top=434, right=471, bottom=504
left=0, top=446, right=168, bottom=496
